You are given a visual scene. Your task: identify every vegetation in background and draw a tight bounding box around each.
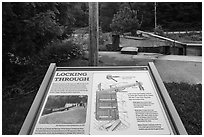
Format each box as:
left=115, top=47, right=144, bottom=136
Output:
left=110, top=6, right=142, bottom=36
left=100, top=2, right=201, bottom=32
left=99, top=2, right=120, bottom=32
left=154, top=25, right=164, bottom=36
left=69, top=28, right=113, bottom=52
left=165, top=32, right=202, bottom=42
left=2, top=2, right=88, bottom=93
left=157, top=3, right=202, bottom=31
left=31, top=41, right=84, bottom=67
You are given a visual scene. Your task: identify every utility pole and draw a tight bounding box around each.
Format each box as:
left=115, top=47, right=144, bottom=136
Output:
left=89, top=2, right=99, bottom=66
left=154, top=2, right=157, bottom=33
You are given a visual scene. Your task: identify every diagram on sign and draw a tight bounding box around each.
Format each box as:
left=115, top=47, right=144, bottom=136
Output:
left=92, top=74, right=145, bottom=132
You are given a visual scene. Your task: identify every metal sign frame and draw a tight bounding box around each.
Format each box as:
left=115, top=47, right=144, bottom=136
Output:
left=19, top=62, right=187, bottom=135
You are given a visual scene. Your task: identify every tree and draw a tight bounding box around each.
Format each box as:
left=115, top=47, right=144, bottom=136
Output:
left=2, top=3, right=64, bottom=81
left=2, top=2, right=88, bottom=84
left=157, top=2, right=202, bottom=31
left=99, top=2, right=120, bottom=32
left=110, top=6, right=142, bottom=36
left=127, top=2, right=154, bottom=31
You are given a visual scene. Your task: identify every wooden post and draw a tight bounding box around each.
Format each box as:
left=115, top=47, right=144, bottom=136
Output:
left=89, top=2, right=99, bottom=66
left=154, top=2, right=157, bottom=33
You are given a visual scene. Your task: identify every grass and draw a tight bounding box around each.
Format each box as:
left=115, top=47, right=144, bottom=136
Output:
left=2, top=92, right=37, bottom=135
left=164, top=82, right=202, bottom=135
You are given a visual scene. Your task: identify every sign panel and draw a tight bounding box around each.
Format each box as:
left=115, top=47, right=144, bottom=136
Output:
left=19, top=63, right=187, bottom=135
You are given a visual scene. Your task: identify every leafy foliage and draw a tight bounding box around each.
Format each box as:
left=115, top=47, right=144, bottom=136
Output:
left=32, top=41, right=84, bottom=67
left=154, top=25, right=164, bottom=36
left=3, top=3, right=63, bottom=57
left=110, top=6, right=142, bottom=36
left=2, top=3, right=62, bottom=83
left=100, top=2, right=201, bottom=32
left=2, top=2, right=88, bottom=86
left=165, top=33, right=202, bottom=42
left=99, top=2, right=120, bottom=32
left=157, top=2, right=202, bottom=31
left=2, top=40, right=84, bottom=99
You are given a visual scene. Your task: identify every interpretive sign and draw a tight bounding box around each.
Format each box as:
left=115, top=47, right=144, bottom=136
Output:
left=19, top=62, right=187, bottom=135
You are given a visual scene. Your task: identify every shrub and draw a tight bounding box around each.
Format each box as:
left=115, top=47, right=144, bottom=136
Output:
left=32, top=41, right=84, bottom=66
left=110, top=7, right=142, bottom=36
left=154, top=25, right=164, bottom=36
left=2, top=41, right=84, bottom=99
left=99, top=33, right=113, bottom=51
left=71, top=34, right=89, bottom=51
left=165, top=33, right=202, bottom=41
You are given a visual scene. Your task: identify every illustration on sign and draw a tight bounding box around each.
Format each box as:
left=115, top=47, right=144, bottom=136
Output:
left=90, top=71, right=172, bottom=135
left=94, top=74, right=145, bottom=132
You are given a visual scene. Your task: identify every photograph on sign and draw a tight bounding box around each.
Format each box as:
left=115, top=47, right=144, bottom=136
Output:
left=39, top=95, right=88, bottom=124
